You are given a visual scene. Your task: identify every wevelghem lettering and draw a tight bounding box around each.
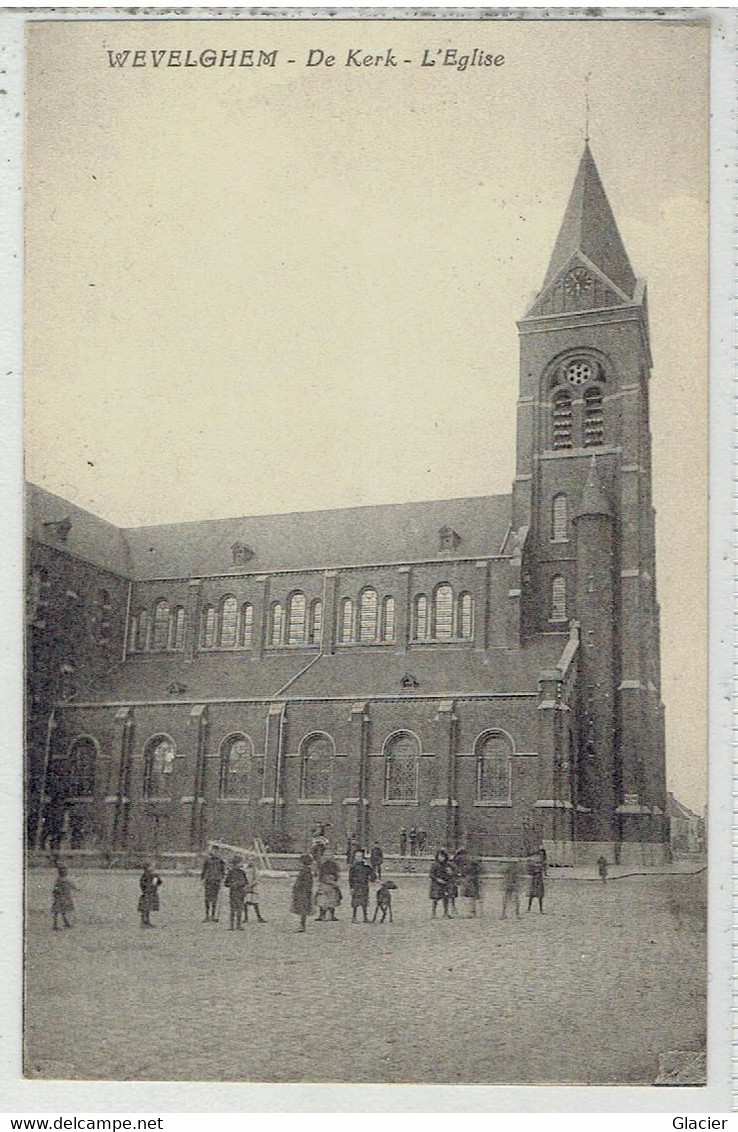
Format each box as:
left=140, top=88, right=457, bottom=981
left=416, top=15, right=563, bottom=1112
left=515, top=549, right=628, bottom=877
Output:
left=106, top=49, right=279, bottom=68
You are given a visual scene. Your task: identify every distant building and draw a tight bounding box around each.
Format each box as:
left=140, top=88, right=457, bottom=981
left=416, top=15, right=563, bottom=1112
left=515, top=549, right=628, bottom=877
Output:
left=26, top=144, right=668, bottom=864
left=667, top=793, right=705, bottom=854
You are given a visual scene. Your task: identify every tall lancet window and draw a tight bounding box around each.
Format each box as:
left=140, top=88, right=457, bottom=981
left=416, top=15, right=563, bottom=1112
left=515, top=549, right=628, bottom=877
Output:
left=172, top=607, right=186, bottom=650
left=414, top=595, right=428, bottom=641
left=340, top=598, right=354, bottom=643
left=551, top=575, right=567, bottom=622
left=143, top=735, right=175, bottom=798
left=287, top=592, right=307, bottom=644
left=152, top=600, right=170, bottom=651
left=300, top=733, right=334, bottom=801
left=584, top=386, right=605, bottom=447
left=552, top=494, right=568, bottom=542
left=476, top=731, right=512, bottom=803
left=433, top=584, right=454, bottom=638
left=269, top=602, right=284, bottom=646
left=381, top=596, right=396, bottom=642
left=239, top=603, right=254, bottom=648
left=384, top=732, right=420, bottom=802
left=359, top=588, right=378, bottom=643
left=458, top=592, right=473, bottom=639
left=219, top=596, right=238, bottom=648
left=552, top=390, right=573, bottom=450
left=201, top=605, right=216, bottom=649
left=219, top=734, right=252, bottom=799
left=308, top=599, right=323, bottom=645
left=134, top=609, right=150, bottom=652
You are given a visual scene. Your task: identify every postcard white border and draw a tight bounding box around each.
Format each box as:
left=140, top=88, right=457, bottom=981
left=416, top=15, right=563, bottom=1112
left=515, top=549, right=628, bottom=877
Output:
left=0, top=4, right=733, bottom=1115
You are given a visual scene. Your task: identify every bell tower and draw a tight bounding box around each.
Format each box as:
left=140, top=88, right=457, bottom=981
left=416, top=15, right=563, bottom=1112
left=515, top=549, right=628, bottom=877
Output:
left=514, top=143, right=667, bottom=858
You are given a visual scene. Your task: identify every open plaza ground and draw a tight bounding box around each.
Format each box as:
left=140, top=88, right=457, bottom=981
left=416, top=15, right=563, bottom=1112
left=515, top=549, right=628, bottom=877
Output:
left=24, top=865, right=706, bottom=1085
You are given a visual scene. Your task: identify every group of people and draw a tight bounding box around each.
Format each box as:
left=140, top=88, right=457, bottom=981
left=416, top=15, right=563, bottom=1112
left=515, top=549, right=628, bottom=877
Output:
left=199, top=848, right=267, bottom=929
left=48, top=840, right=607, bottom=932
left=499, top=849, right=547, bottom=918
left=428, top=848, right=483, bottom=918
left=399, top=827, right=427, bottom=856
left=291, top=845, right=396, bottom=931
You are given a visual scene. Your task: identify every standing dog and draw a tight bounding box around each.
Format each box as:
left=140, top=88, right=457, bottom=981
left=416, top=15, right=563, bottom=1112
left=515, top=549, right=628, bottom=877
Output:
left=372, top=880, right=398, bottom=923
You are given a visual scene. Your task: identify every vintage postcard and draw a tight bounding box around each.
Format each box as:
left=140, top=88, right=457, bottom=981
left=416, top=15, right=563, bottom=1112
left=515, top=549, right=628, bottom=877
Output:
left=12, top=6, right=728, bottom=1106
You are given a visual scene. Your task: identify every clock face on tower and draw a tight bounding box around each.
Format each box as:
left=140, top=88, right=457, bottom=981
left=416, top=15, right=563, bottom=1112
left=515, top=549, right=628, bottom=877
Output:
left=564, top=266, right=594, bottom=300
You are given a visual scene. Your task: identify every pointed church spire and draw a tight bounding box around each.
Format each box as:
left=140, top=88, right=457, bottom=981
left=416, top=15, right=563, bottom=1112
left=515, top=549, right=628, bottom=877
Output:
left=542, top=144, right=637, bottom=299
left=574, top=455, right=612, bottom=519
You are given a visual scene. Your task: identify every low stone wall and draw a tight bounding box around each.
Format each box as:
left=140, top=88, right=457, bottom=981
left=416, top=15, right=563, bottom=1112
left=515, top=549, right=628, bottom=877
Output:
left=27, top=848, right=522, bottom=876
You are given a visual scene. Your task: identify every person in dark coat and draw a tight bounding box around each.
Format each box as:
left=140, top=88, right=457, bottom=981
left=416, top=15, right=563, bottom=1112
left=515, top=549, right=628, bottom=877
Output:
left=399, top=828, right=408, bottom=856
left=224, top=856, right=248, bottom=930
left=501, top=859, right=521, bottom=919
left=200, top=846, right=225, bottom=922
left=52, top=865, right=76, bottom=931
left=292, top=853, right=314, bottom=932
left=446, top=851, right=463, bottom=916
left=597, top=855, right=609, bottom=884
left=348, top=848, right=376, bottom=922
left=429, top=850, right=451, bottom=918
left=369, top=841, right=383, bottom=880
left=138, top=863, right=162, bottom=927
left=526, top=850, right=546, bottom=914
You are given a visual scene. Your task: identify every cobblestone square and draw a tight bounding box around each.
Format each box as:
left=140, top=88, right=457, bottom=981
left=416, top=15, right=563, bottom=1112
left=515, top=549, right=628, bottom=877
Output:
left=24, top=867, right=706, bottom=1085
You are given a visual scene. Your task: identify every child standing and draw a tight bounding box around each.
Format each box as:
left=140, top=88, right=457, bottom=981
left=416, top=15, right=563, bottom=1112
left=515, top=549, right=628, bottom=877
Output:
left=291, top=854, right=314, bottom=932
left=138, top=863, right=163, bottom=927
left=52, top=865, right=76, bottom=931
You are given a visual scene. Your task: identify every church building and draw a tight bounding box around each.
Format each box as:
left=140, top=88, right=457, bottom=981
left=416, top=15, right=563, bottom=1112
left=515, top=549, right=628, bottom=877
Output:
left=26, top=143, right=668, bottom=864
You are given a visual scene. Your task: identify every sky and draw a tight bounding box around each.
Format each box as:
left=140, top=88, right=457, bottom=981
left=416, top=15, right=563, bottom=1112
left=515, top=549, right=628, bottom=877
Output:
left=24, top=17, right=709, bottom=812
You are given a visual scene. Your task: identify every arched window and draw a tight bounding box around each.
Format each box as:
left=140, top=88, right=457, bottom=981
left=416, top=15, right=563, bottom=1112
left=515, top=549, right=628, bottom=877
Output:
left=269, top=602, right=284, bottom=646
left=458, top=592, right=473, bottom=639
left=308, top=599, right=323, bottom=645
left=287, top=592, right=307, bottom=645
left=552, top=493, right=568, bottom=542
left=384, top=732, right=420, bottom=801
left=98, top=590, right=112, bottom=644
left=359, top=588, right=378, bottom=643
left=172, top=607, right=186, bottom=650
left=152, top=600, right=170, bottom=651
left=219, top=596, right=238, bottom=648
left=201, top=605, right=216, bottom=649
left=434, top=584, right=454, bottom=638
left=128, top=610, right=144, bottom=652
left=584, top=385, right=604, bottom=447
left=67, top=737, right=97, bottom=797
left=552, top=390, right=573, bottom=450
left=135, top=609, right=150, bottom=652
left=300, top=733, right=334, bottom=801
left=340, top=598, right=354, bottom=643
left=143, top=735, right=175, bottom=798
left=220, top=734, right=252, bottom=799
left=239, top=603, right=254, bottom=648
left=414, top=595, right=428, bottom=641
left=382, top=596, right=396, bottom=642
left=476, top=731, right=512, bottom=803
left=551, top=575, right=567, bottom=622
